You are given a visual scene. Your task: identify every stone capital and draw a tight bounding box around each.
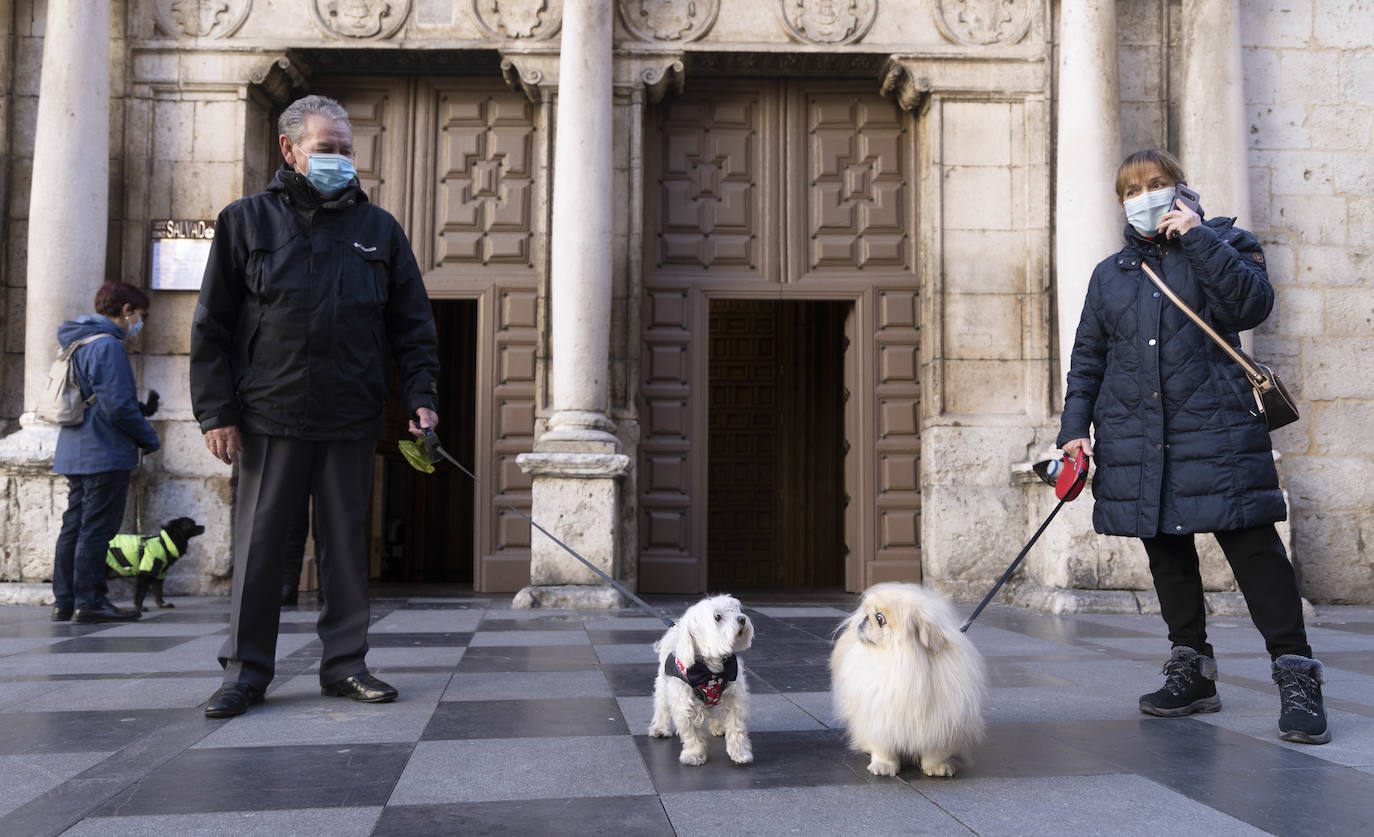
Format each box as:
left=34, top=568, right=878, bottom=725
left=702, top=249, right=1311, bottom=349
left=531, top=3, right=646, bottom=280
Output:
left=500, top=50, right=685, bottom=105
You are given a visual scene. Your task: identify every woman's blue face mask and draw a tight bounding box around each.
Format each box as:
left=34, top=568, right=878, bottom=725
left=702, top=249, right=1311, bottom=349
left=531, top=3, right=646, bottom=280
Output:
left=304, top=153, right=356, bottom=197
left=1123, top=187, right=1176, bottom=237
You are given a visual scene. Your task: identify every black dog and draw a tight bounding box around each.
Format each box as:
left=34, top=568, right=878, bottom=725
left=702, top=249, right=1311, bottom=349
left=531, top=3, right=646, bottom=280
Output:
left=105, top=517, right=206, bottom=611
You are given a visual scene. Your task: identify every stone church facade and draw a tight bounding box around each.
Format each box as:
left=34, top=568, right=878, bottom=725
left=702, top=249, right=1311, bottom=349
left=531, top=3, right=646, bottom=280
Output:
left=0, top=1, right=1370, bottom=607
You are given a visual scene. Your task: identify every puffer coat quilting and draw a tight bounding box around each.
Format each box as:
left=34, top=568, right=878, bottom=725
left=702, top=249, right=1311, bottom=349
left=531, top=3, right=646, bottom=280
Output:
left=1057, top=217, right=1287, bottom=537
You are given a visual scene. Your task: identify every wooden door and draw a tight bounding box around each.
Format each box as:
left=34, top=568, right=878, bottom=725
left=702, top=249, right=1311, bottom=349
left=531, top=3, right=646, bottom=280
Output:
left=641, top=80, right=920, bottom=593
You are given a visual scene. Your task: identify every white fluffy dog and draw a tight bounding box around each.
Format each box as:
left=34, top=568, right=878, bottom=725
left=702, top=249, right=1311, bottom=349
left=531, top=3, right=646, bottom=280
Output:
left=648, top=594, right=755, bottom=765
left=830, top=582, right=986, bottom=777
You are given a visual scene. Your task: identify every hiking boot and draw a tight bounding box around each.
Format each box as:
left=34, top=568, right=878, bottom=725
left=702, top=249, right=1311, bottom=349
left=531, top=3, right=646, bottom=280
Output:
left=1139, top=647, right=1221, bottom=717
left=1272, top=655, right=1330, bottom=745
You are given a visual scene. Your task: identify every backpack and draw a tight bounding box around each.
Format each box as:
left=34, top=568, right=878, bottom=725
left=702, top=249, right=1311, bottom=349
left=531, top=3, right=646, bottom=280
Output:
left=35, top=333, right=117, bottom=426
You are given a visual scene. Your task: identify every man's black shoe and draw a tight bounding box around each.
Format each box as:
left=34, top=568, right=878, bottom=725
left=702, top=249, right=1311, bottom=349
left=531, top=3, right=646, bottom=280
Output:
left=281, top=585, right=299, bottom=607
left=1140, top=646, right=1221, bottom=717
left=205, top=683, right=265, bottom=718
left=321, top=673, right=398, bottom=703
left=51, top=606, right=73, bottom=622
left=72, top=602, right=141, bottom=623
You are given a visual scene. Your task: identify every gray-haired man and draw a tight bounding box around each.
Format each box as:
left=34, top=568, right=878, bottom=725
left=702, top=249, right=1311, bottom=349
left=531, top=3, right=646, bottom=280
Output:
left=191, top=95, right=439, bottom=717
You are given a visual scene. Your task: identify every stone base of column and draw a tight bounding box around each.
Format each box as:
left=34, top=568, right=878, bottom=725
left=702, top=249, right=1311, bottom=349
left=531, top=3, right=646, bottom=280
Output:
left=512, top=584, right=625, bottom=610
left=0, top=421, right=69, bottom=584
left=513, top=451, right=633, bottom=610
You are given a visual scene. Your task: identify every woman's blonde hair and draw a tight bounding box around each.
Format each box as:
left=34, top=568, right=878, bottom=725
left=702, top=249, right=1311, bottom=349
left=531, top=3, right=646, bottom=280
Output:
left=1115, top=148, right=1187, bottom=200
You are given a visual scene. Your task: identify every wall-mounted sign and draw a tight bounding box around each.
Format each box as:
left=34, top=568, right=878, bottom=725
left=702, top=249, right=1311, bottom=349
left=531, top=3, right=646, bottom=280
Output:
left=149, top=219, right=215, bottom=290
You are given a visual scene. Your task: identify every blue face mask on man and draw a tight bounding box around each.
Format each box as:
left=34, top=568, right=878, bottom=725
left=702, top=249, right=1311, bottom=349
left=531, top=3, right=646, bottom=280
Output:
left=303, top=153, right=356, bottom=197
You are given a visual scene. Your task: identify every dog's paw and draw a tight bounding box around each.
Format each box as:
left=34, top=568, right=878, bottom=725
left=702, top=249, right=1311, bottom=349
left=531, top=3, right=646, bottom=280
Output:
left=920, top=759, right=956, bottom=778
left=709, top=719, right=724, bottom=736
left=648, top=724, right=672, bottom=738
left=727, top=741, right=753, bottom=764
left=867, top=754, right=900, bottom=776
left=679, top=748, right=708, bottom=766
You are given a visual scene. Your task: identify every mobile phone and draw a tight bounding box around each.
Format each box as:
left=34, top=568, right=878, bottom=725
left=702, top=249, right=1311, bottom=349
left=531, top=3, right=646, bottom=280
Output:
left=1174, top=184, right=1201, bottom=214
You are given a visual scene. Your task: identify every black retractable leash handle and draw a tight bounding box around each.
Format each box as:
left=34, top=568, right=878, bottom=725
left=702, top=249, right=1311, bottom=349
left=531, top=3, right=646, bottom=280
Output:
left=413, top=426, right=675, bottom=628
left=959, top=452, right=1090, bottom=633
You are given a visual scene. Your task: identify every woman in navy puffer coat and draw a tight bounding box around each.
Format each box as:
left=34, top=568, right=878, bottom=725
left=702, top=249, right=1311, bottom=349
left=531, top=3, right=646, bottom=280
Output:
left=1057, top=149, right=1329, bottom=745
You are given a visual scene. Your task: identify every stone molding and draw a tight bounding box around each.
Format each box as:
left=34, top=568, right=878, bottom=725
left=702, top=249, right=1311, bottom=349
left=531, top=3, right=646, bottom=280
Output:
left=517, top=453, right=633, bottom=479
left=473, top=0, right=564, bottom=41
left=249, top=56, right=310, bottom=106
left=311, top=0, right=412, bottom=40
left=617, top=0, right=719, bottom=43
left=933, top=0, right=1032, bottom=47
left=879, top=51, right=1047, bottom=104
left=154, top=0, right=253, bottom=40
left=776, top=0, right=878, bottom=46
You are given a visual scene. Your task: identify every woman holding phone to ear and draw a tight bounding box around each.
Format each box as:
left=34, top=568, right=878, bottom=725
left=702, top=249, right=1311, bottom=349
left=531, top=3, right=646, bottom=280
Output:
left=1057, top=148, right=1330, bottom=745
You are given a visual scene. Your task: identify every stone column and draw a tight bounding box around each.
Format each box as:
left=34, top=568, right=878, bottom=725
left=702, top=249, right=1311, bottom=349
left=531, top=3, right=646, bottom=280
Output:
left=21, top=0, right=112, bottom=427
left=1054, top=0, right=1121, bottom=402
left=1179, top=0, right=1250, bottom=228
left=514, top=0, right=632, bottom=609
left=0, top=0, right=111, bottom=599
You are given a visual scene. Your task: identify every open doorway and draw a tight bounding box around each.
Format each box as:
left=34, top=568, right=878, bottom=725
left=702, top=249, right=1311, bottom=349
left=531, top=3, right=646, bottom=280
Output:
left=370, top=299, right=479, bottom=585
left=707, top=299, right=848, bottom=588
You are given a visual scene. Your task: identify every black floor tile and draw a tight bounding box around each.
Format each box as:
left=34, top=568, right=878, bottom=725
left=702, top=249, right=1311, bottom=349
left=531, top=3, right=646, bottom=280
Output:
left=585, top=629, right=664, bottom=645
left=602, top=663, right=656, bottom=697
left=742, top=613, right=828, bottom=641
left=1310, top=620, right=1374, bottom=635
left=422, top=697, right=628, bottom=740
left=89, top=742, right=414, bottom=816
left=478, top=617, right=587, bottom=631
left=374, top=795, right=674, bottom=836
left=766, top=616, right=846, bottom=640
left=744, top=663, right=830, bottom=693
left=1319, top=650, right=1374, bottom=677
left=394, top=601, right=488, bottom=610
left=367, top=632, right=473, bottom=648
left=1051, top=718, right=1374, bottom=837
left=739, top=639, right=834, bottom=666
left=0, top=709, right=175, bottom=755
left=127, top=612, right=231, bottom=624
left=455, top=645, right=600, bottom=672
left=634, top=730, right=872, bottom=793
left=0, top=622, right=115, bottom=639
left=30, top=636, right=197, bottom=654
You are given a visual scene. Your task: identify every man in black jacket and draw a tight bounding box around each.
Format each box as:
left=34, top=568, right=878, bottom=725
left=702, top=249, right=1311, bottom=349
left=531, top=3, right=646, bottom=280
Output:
left=191, top=94, right=439, bottom=718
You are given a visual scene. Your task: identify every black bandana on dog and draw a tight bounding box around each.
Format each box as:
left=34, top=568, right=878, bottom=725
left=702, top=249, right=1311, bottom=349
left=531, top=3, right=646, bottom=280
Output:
left=665, top=654, right=738, bottom=706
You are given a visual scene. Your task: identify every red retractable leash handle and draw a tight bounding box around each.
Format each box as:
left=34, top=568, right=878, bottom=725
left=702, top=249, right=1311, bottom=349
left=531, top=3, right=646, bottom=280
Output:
left=959, top=450, right=1090, bottom=633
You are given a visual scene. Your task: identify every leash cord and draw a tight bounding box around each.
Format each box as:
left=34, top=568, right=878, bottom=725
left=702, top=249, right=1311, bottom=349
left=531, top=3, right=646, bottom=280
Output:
left=959, top=464, right=1087, bottom=633
left=420, top=430, right=675, bottom=627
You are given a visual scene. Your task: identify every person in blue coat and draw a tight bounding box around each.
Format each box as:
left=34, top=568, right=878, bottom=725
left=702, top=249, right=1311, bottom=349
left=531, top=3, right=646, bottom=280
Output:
left=52, top=282, right=161, bottom=623
left=1058, top=149, right=1329, bottom=744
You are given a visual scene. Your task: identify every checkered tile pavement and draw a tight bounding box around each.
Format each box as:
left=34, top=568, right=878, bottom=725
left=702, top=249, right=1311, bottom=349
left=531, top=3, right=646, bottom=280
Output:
left=1, top=592, right=1372, bottom=835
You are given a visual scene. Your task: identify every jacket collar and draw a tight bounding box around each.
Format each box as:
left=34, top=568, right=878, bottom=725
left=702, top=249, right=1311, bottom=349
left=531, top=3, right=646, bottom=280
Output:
left=267, top=163, right=367, bottom=211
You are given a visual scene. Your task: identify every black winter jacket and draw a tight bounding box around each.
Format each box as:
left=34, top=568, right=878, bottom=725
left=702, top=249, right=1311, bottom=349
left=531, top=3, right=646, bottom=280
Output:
left=1057, top=217, right=1286, bottom=538
left=191, top=167, right=438, bottom=440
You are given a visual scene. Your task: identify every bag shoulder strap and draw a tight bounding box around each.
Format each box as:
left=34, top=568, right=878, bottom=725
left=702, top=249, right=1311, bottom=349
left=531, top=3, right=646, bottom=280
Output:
left=61, top=333, right=118, bottom=397
left=1139, top=262, right=1268, bottom=385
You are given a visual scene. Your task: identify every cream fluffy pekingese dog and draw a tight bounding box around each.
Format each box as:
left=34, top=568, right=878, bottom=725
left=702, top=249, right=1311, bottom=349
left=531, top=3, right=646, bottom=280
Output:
left=648, top=594, right=754, bottom=765
left=830, top=582, right=987, bottom=777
